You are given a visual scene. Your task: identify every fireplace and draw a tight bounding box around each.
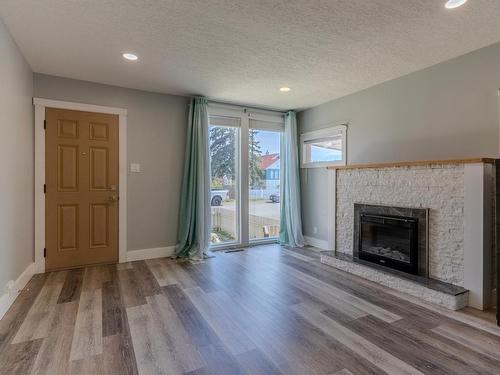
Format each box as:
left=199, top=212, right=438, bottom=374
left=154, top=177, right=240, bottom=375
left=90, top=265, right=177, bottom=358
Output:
left=353, top=204, right=429, bottom=277
left=359, top=213, right=418, bottom=274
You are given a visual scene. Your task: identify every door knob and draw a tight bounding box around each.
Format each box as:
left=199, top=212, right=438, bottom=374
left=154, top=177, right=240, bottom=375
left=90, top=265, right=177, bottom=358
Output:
left=108, top=194, right=118, bottom=203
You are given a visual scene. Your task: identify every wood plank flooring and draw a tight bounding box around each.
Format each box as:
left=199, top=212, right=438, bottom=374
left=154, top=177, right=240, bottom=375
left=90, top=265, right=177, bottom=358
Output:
left=1, top=244, right=500, bottom=374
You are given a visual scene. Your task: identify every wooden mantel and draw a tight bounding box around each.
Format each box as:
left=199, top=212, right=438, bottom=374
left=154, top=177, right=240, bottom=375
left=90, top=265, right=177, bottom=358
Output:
left=327, top=157, right=495, bottom=170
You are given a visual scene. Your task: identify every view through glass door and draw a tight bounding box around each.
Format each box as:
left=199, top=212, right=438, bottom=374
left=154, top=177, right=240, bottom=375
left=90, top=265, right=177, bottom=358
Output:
left=209, top=115, right=240, bottom=245
left=208, top=107, right=283, bottom=248
left=249, top=128, right=281, bottom=240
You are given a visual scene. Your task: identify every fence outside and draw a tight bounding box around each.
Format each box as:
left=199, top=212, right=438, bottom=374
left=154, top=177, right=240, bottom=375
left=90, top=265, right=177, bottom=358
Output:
left=249, top=188, right=279, bottom=200
left=212, top=206, right=279, bottom=239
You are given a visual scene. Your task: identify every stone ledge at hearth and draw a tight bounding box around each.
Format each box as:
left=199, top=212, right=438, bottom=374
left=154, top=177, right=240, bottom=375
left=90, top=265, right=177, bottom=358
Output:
left=321, top=251, right=468, bottom=310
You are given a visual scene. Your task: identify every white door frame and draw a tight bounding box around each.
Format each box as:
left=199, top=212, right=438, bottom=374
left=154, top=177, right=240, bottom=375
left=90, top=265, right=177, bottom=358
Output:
left=33, top=98, right=128, bottom=273
left=207, top=103, right=284, bottom=249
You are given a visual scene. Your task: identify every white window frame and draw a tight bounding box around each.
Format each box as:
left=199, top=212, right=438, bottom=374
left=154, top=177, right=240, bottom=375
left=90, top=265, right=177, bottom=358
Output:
left=207, top=102, right=284, bottom=249
left=300, top=123, right=347, bottom=168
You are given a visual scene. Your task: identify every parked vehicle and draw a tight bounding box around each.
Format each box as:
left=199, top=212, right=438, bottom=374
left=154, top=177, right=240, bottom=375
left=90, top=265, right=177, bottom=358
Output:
left=269, top=193, right=280, bottom=203
left=211, top=189, right=229, bottom=206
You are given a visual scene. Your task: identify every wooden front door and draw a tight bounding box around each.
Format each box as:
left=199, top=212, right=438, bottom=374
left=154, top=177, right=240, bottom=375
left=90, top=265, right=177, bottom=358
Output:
left=45, top=108, right=119, bottom=271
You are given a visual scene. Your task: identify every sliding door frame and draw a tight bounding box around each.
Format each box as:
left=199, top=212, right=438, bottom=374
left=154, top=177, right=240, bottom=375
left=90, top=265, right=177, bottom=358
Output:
left=208, top=102, right=285, bottom=250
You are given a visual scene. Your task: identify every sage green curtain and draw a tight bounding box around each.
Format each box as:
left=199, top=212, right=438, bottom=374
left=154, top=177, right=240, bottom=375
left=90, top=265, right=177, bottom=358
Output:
left=279, top=111, right=305, bottom=247
left=176, top=97, right=211, bottom=259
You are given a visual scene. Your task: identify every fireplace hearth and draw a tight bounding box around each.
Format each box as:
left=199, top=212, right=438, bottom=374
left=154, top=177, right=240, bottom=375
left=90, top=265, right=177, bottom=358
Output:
left=354, top=204, right=428, bottom=277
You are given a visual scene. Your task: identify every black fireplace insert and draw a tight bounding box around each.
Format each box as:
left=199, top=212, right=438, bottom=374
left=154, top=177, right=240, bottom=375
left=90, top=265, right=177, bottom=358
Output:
left=358, top=213, right=419, bottom=275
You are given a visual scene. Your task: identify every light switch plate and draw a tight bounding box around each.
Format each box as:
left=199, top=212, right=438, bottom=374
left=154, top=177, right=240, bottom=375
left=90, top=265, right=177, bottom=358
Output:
left=130, top=163, right=141, bottom=173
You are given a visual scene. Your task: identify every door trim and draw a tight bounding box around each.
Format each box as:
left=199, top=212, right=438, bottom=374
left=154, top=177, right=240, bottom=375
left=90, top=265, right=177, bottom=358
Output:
left=33, top=98, right=128, bottom=273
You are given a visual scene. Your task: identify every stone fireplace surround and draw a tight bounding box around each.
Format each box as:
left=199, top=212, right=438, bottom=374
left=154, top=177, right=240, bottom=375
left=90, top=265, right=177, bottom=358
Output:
left=319, top=158, right=495, bottom=310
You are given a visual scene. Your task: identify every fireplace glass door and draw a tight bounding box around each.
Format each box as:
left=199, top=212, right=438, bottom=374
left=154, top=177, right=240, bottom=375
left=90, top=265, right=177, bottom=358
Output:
left=359, top=214, right=418, bottom=274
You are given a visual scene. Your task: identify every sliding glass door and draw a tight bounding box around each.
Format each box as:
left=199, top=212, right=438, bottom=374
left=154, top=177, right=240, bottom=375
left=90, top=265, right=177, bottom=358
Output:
left=208, top=105, right=283, bottom=248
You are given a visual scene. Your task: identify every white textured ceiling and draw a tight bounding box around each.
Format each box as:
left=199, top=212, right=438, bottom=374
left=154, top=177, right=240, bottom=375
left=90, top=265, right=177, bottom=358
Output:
left=2, top=0, right=500, bottom=110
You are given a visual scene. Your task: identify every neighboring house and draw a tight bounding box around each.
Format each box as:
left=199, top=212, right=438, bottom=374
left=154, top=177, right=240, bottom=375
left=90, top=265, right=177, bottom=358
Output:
left=260, top=152, right=280, bottom=190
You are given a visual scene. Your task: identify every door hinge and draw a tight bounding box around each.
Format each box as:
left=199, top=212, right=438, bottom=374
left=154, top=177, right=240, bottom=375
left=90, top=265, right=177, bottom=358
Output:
left=43, top=248, right=46, bottom=258
left=43, top=184, right=46, bottom=194
left=43, top=120, right=46, bottom=130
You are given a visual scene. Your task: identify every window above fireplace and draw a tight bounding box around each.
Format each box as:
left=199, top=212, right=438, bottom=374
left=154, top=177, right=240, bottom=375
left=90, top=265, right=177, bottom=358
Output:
left=300, top=124, right=347, bottom=168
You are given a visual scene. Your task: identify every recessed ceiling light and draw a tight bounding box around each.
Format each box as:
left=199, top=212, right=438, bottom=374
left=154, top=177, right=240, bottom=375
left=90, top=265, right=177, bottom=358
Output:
left=280, top=87, right=291, bottom=92
left=445, top=0, right=467, bottom=9
left=122, top=53, right=138, bottom=61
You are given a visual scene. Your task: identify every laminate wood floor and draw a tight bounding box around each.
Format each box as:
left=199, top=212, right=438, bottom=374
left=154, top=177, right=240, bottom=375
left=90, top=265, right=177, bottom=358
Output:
left=1, top=244, right=500, bottom=374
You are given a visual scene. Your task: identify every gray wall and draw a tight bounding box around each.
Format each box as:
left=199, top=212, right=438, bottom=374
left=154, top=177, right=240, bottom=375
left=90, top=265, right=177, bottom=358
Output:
left=0, top=19, right=34, bottom=288
left=34, top=74, right=189, bottom=251
left=298, top=41, right=500, bottom=241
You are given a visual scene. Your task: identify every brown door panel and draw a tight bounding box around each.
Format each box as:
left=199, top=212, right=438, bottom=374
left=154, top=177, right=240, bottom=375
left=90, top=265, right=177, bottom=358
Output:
left=45, top=108, right=118, bottom=271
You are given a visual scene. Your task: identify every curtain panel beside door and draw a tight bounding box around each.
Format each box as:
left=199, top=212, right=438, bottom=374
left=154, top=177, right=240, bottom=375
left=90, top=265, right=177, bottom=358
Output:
left=279, top=111, right=305, bottom=247
left=176, top=97, right=211, bottom=259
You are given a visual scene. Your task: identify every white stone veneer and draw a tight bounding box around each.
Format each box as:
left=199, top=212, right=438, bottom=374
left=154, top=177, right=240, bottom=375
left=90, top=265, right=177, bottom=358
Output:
left=336, top=164, right=465, bottom=286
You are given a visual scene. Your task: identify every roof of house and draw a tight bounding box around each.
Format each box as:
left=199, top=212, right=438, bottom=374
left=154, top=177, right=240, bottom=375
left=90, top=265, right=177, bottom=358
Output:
left=260, top=153, right=279, bottom=170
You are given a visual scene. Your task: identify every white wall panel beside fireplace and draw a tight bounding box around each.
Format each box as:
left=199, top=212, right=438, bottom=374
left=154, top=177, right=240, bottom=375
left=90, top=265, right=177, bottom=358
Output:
left=464, top=163, right=493, bottom=310
left=327, top=158, right=495, bottom=310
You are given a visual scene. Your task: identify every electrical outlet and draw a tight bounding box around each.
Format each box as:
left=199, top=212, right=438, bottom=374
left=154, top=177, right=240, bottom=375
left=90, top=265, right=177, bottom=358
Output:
left=313, top=226, right=318, bottom=234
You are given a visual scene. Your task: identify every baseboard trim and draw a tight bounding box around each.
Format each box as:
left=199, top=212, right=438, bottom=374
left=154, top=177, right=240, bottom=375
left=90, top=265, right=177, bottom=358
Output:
left=304, top=236, right=330, bottom=250
left=0, top=262, right=35, bottom=320
left=126, top=246, right=175, bottom=262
